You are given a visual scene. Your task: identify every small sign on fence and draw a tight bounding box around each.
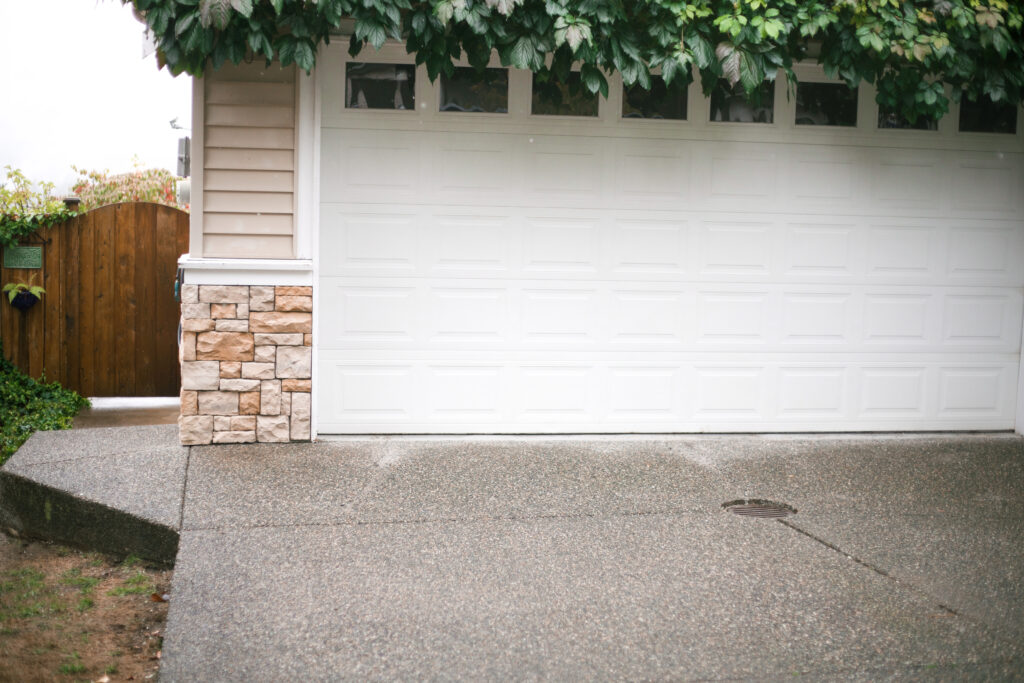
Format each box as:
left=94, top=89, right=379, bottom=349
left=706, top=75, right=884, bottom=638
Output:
left=3, top=246, right=43, bottom=269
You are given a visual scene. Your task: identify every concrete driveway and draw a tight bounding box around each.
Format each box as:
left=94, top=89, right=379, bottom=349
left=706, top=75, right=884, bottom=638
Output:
left=3, top=429, right=1023, bottom=679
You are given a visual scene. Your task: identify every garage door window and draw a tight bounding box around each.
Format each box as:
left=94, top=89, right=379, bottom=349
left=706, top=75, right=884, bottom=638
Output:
left=532, top=72, right=599, bottom=117
left=795, top=82, right=857, bottom=127
left=622, top=75, right=687, bottom=120
left=440, top=67, right=509, bottom=113
left=959, top=96, right=1017, bottom=134
left=710, top=80, right=774, bottom=123
left=878, top=108, right=937, bottom=130
left=345, top=63, right=416, bottom=110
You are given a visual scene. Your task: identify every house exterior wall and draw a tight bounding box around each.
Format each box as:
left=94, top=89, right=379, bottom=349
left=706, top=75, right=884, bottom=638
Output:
left=179, top=47, right=1024, bottom=443
left=196, top=62, right=297, bottom=259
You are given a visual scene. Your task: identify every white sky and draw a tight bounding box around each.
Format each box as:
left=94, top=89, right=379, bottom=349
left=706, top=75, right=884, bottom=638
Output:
left=0, top=0, right=192, bottom=195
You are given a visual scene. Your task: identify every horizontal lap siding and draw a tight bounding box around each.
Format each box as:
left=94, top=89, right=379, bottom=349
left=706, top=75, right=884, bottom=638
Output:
left=203, top=63, right=296, bottom=258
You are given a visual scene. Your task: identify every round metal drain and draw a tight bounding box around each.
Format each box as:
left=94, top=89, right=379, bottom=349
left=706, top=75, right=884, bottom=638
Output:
left=722, top=499, right=796, bottom=519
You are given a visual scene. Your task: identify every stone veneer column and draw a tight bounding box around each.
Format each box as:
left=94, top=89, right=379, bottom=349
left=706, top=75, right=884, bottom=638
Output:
left=178, top=285, right=313, bottom=445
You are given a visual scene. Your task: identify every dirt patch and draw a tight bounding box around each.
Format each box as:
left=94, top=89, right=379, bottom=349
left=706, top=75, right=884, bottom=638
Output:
left=0, top=533, right=171, bottom=682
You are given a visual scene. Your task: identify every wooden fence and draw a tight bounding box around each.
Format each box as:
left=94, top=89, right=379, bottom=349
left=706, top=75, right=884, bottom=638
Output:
left=1, top=203, right=189, bottom=397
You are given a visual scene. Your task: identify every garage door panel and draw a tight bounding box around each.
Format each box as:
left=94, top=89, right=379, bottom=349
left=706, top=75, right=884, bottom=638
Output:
left=317, top=350, right=1020, bottom=432
left=698, top=221, right=776, bottom=275
left=866, top=224, right=941, bottom=278
left=610, top=218, right=689, bottom=276
left=947, top=156, right=1021, bottom=217
left=321, top=204, right=1022, bottom=287
left=319, top=278, right=1021, bottom=354
left=612, top=138, right=691, bottom=203
left=946, top=224, right=1024, bottom=284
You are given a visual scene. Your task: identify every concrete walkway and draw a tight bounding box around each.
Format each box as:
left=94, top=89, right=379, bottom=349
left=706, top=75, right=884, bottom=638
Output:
left=2, top=427, right=1023, bottom=680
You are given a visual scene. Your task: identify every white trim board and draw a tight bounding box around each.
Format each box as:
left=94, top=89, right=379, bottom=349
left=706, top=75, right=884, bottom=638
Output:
left=179, top=255, right=314, bottom=285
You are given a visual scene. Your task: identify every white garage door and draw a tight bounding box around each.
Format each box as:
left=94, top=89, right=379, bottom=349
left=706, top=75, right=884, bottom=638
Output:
left=317, top=47, right=1024, bottom=434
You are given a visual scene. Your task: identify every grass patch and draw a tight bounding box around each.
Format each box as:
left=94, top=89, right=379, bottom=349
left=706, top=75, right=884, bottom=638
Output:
left=107, top=571, right=154, bottom=597
left=57, top=652, right=85, bottom=675
left=0, top=340, right=88, bottom=465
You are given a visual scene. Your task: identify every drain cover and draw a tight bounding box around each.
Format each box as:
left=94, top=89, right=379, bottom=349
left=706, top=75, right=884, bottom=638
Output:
left=722, top=499, right=796, bottom=518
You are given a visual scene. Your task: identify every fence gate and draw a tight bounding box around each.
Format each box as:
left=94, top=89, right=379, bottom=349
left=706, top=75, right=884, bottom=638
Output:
left=1, top=202, right=189, bottom=397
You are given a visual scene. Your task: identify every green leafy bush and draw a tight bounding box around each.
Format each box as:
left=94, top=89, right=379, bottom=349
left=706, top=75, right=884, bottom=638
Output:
left=0, top=167, right=77, bottom=248
left=0, top=341, right=89, bottom=465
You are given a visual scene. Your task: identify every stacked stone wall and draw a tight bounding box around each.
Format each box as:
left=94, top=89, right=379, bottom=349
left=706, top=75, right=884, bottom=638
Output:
left=178, top=284, right=312, bottom=445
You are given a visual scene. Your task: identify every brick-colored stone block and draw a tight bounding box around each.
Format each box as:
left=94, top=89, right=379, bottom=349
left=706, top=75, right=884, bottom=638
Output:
left=304, top=334, right=312, bottom=346
left=214, top=416, right=232, bottom=431
left=213, top=430, right=256, bottom=444
left=215, top=319, right=249, bottom=333
left=260, top=380, right=281, bottom=415
left=275, top=296, right=313, bottom=312
left=181, top=361, right=221, bottom=390
left=220, top=361, right=241, bottom=378
left=276, top=286, right=312, bottom=297
left=250, top=312, right=312, bottom=334
left=211, top=303, right=236, bottom=319
left=281, top=379, right=312, bottom=393
left=181, top=303, right=211, bottom=320
left=231, top=416, right=256, bottom=431
left=242, top=362, right=276, bottom=380
left=239, top=391, right=260, bottom=415
left=182, top=318, right=215, bottom=332
left=249, top=286, right=275, bottom=312
left=254, top=346, right=276, bottom=363
left=196, top=332, right=254, bottom=362
left=290, top=392, right=311, bottom=440
left=181, top=284, right=199, bottom=304
left=198, top=391, right=239, bottom=415
left=220, top=378, right=261, bottom=392
left=257, top=415, right=291, bottom=443
left=199, top=285, right=249, bottom=304
left=179, top=415, right=213, bottom=445
left=180, top=390, right=198, bottom=416
left=181, top=332, right=197, bottom=361
left=253, top=333, right=303, bottom=346
left=276, top=346, right=312, bottom=379
left=236, top=304, right=250, bottom=319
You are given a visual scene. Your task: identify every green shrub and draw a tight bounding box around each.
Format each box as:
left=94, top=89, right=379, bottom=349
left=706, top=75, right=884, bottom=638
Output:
left=71, top=164, right=187, bottom=212
left=0, top=340, right=89, bottom=465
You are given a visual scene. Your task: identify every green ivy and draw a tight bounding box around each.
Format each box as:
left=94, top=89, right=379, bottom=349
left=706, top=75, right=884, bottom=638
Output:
left=0, top=211, right=79, bottom=250
left=125, top=0, right=1024, bottom=122
left=0, top=341, right=89, bottom=466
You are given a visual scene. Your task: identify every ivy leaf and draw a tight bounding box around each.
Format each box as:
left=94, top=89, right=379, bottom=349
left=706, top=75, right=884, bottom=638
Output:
left=229, top=0, right=252, bottom=18
left=739, top=51, right=762, bottom=93
left=270, top=0, right=284, bottom=15
left=689, top=32, right=714, bottom=69
left=485, top=0, right=521, bottom=17
left=716, top=42, right=740, bottom=86
left=198, top=0, right=231, bottom=30
left=293, top=40, right=315, bottom=73
left=509, top=35, right=542, bottom=70
left=580, top=63, right=604, bottom=95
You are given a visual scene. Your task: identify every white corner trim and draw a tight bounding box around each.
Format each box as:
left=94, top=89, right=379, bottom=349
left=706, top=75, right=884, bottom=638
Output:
left=179, top=255, right=314, bottom=285
left=295, top=67, right=319, bottom=260
left=190, top=76, right=205, bottom=257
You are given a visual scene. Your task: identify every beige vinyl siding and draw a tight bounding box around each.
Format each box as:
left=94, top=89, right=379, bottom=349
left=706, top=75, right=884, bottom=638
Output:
left=202, top=62, right=296, bottom=258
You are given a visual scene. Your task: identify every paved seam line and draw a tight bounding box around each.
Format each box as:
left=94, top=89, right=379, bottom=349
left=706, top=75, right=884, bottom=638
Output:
left=777, top=518, right=959, bottom=616
left=178, top=446, right=192, bottom=531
